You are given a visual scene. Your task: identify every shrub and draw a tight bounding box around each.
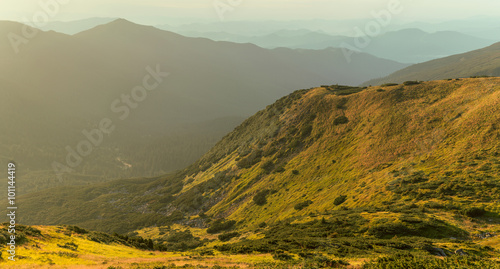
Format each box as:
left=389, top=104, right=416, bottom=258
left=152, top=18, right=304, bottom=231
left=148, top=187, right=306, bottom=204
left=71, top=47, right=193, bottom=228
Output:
left=272, top=252, right=293, bottom=261
left=67, top=225, right=88, bottom=234
left=57, top=251, right=78, bottom=258
left=253, top=190, right=270, bottom=206
left=218, top=232, right=240, bottom=242
left=333, top=116, right=349, bottom=125
left=363, top=254, right=500, bottom=268
left=260, top=160, right=274, bottom=174
left=156, top=230, right=204, bottom=252
left=301, top=124, right=313, bottom=138
left=403, top=81, right=421, bottom=85
left=207, top=220, right=237, bottom=234
left=381, top=83, right=399, bottom=87
left=57, top=242, right=78, bottom=251
left=334, top=195, right=348, bottom=206
left=463, top=207, right=486, bottom=218
left=368, top=223, right=411, bottom=238
left=294, top=200, right=313, bottom=210
left=18, top=225, right=42, bottom=236
left=336, top=98, right=349, bottom=109
left=166, top=230, right=195, bottom=243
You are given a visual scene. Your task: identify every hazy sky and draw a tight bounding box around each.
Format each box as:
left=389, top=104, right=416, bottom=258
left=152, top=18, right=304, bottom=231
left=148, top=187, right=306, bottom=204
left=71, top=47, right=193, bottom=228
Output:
left=1, top=0, right=499, bottom=24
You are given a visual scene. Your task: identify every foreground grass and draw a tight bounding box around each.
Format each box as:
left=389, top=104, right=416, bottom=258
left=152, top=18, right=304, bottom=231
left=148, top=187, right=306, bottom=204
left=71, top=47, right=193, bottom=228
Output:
left=0, top=225, right=276, bottom=268
left=1, top=218, right=499, bottom=268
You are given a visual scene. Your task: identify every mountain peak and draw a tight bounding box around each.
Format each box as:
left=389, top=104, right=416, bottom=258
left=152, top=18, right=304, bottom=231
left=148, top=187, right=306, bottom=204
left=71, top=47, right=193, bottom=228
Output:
left=99, top=18, right=148, bottom=30
left=108, top=18, right=136, bottom=26
left=387, top=28, right=428, bottom=36
left=74, top=18, right=166, bottom=39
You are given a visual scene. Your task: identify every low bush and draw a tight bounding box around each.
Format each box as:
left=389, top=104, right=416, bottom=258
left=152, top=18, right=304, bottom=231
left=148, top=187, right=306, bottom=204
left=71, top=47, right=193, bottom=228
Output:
left=67, top=225, right=88, bottom=234
left=253, top=190, right=270, bottom=206
left=463, top=207, right=486, bottom=218
left=403, top=81, right=421, bottom=85
left=381, top=83, right=399, bottom=87
left=333, top=116, right=349, bottom=125
left=294, top=200, right=313, bottom=210
left=57, top=242, right=78, bottom=251
left=334, top=195, right=348, bottom=206
left=218, top=232, right=240, bottom=242
left=207, top=219, right=237, bottom=234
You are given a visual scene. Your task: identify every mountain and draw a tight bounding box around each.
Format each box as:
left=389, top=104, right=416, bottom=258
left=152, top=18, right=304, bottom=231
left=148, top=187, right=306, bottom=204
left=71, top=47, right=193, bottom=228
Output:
left=171, top=28, right=495, bottom=63
left=353, top=28, right=495, bottom=63
left=37, top=17, right=116, bottom=34
left=364, top=42, right=500, bottom=86
left=11, top=77, right=500, bottom=267
left=0, top=19, right=406, bottom=196
left=399, top=17, right=500, bottom=40
left=17, top=77, right=500, bottom=233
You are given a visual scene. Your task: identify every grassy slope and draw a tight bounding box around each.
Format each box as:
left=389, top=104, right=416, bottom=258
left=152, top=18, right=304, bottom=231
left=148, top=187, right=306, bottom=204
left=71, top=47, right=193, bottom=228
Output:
left=207, top=77, right=500, bottom=225
left=18, top=78, right=500, bottom=232
left=9, top=77, right=500, bottom=267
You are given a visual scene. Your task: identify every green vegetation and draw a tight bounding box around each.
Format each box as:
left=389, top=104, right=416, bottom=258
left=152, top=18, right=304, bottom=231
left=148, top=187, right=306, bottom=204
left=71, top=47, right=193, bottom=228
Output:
left=14, top=78, right=500, bottom=267
left=403, top=80, right=421, bottom=85
left=363, top=254, right=500, bottom=268
left=333, top=116, right=349, bottom=125
left=294, top=200, right=313, bottom=210
left=381, top=83, right=399, bottom=87
left=207, top=220, right=237, bottom=234
left=218, top=232, right=240, bottom=242
left=253, top=189, right=271, bottom=205
left=334, top=195, right=348, bottom=206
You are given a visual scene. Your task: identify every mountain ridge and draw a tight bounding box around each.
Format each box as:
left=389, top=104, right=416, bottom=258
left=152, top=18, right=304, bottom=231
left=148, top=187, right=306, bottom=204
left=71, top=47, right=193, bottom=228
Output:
left=16, top=77, right=500, bottom=235
left=363, top=42, right=500, bottom=86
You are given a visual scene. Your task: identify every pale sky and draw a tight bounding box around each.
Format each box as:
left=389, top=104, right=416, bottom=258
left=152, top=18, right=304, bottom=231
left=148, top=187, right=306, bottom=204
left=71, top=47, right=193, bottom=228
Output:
left=1, top=0, right=499, bottom=24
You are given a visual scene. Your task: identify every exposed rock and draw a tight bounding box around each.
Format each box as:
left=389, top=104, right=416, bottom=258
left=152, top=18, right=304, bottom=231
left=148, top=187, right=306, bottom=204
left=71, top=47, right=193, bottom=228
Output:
left=432, top=247, right=447, bottom=257
left=455, top=249, right=468, bottom=256
left=475, top=232, right=496, bottom=239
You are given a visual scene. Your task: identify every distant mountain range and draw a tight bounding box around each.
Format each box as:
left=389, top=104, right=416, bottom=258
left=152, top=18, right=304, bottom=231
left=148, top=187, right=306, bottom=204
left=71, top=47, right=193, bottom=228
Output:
left=25, top=18, right=498, bottom=64
left=171, top=28, right=495, bottom=63
left=0, top=19, right=405, bottom=195
left=37, top=17, right=116, bottom=35
left=364, top=41, right=500, bottom=86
